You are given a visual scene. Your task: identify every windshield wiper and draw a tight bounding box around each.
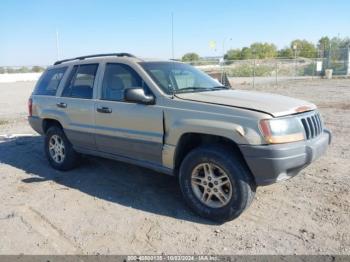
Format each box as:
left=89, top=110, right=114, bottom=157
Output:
left=174, top=86, right=229, bottom=94
left=212, top=86, right=229, bottom=89
left=174, top=87, right=213, bottom=93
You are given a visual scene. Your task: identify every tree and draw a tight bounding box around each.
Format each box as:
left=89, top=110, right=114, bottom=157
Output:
left=0, top=67, right=5, bottom=74
left=320, top=37, right=350, bottom=61
left=224, top=49, right=241, bottom=60
left=329, top=36, right=350, bottom=49
left=241, top=47, right=253, bottom=59
left=250, top=42, right=277, bottom=59
left=318, top=36, right=330, bottom=57
left=225, top=43, right=277, bottom=60
left=181, top=52, right=200, bottom=62
left=339, top=37, right=350, bottom=48
left=290, top=39, right=317, bottom=58
left=278, top=47, right=293, bottom=58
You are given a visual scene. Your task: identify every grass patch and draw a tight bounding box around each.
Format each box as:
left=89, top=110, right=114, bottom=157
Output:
left=0, top=120, right=9, bottom=125
left=225, top=64, right=276, bottom=77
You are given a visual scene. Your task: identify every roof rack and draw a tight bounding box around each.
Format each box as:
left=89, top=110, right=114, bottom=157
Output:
left=53, top=53, right=136, bottom=65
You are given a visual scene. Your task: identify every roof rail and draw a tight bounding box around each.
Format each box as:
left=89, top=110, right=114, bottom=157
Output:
left=53, top=53, right=136, bottom=65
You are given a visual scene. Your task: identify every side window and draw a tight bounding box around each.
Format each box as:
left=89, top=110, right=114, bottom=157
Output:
left=101, top=63, right=146, bottom=101
left=62, top=65, right=78, bottom=97
left=34, top=67, right=67, bottom=96
left=62, top=64, right=98, bottom=99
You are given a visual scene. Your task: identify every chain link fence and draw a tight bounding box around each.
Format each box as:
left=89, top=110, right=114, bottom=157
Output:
left=192, top=57, right=349, bottom=88
left=190, top=48, right=350, bottom=87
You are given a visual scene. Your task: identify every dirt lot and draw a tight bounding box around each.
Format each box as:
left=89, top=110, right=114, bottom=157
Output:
left=0, top=79, right=349, bottom=255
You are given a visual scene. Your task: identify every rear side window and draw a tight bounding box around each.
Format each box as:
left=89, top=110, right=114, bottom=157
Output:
left=34, top=67, right=67, bottom=95
left=62, top=64, right=98, bottom=99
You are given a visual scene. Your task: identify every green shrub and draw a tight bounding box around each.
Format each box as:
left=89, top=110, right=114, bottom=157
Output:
left=0, top=120, right=9, bottom=125
left=225, top=64, right=275, bottom=77
left=302, top=63, right=316, bottom=76
left=32, top=66, right=45, bottom=72
left=17, top=67, right=30, bottom=73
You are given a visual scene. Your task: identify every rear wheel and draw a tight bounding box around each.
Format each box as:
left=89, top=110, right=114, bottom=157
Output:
left=179, top=145, right=256, bottom=222
left=45, top=126, right=79, bottom=171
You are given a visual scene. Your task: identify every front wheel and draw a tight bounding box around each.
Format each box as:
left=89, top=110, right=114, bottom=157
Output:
left=45, top=126, right=79, bottom=171
left=179, top=145, right=256, bottom=222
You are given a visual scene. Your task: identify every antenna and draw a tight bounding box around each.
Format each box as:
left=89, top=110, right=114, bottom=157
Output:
left=171, top=12, right=174, bottom=59
left=56, top=29, right=60, bottom=60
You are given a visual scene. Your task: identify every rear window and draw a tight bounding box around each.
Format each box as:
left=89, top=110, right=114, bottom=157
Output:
left=34, top=67, right=67, bottom=96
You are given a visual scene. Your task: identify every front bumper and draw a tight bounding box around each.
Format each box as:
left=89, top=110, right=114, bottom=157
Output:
left=239, top=129, right=332, bottom=186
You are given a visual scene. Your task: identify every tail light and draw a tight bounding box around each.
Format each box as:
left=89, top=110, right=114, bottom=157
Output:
left=28, top=98, right=33, bottom=117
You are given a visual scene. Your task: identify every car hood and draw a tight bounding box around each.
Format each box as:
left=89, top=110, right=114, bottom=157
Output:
left=175, top=89, right=316, bottom=117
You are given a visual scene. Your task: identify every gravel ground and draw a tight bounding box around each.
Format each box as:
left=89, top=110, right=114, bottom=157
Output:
left=0, top=79, right=349, bottom=255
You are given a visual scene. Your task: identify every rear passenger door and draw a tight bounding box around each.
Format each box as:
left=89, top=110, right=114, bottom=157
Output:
left=94, top=63, right=164, bottom=165
left=57, top=63, right=99, bottom=150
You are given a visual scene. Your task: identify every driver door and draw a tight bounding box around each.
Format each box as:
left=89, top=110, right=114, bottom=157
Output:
left=94, top=63, right=164, bottom=165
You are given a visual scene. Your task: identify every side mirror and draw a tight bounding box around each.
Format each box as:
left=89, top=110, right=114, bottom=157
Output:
left=124, top=87, right=155, bottom=105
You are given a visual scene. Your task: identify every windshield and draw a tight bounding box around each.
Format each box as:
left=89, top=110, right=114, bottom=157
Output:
left=139, top=62, right=226, bottom=94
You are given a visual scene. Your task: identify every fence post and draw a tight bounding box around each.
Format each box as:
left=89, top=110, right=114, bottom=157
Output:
left=347, top=46, right=350, bottom=75
left=253, top=59, right=256, bottom=88
left=275, top=59, right=278, bottom=86
left=221, top=59, right=224, bottom=84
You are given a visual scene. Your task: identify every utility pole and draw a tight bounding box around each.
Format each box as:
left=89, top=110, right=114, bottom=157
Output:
left=222, top=37, right=232, bottom=58
left=293, top=44, right=297, bottom=78
left=221, top=38, right=232, bottom=86
left=347, top=45, right=350, bottom=75
left=328, top=42, right=332, bottom=69
left=253, top=50, right=256, bottom=88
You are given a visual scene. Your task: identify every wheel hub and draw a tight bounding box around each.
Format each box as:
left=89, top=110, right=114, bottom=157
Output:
left=49, top=134, right=66, bottom=164
left=191, top=163, right=233, bottom=208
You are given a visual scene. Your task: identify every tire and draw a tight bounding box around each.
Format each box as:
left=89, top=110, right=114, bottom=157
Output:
left=179, top=144, right=256, bottom=222
left=44, top=125, right=79, bottom=171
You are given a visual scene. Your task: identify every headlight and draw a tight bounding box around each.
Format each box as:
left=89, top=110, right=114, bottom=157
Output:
left=259, top=117, right=304, bottom=144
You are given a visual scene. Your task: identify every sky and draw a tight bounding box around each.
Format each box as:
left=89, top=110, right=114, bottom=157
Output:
left=1, top=0, right=349, bottom=66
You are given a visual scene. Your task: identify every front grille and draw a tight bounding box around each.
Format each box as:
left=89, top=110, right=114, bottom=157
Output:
left=300, top=111, right=323, bottom=140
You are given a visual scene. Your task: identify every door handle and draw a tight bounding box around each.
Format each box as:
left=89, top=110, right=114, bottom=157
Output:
left=96, top=106, right=112, bottom=113
left=56, top=102, right=67, bottom=108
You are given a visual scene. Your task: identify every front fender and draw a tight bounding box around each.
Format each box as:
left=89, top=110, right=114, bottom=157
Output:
left=165, top=118, right=263, bottom=146
left=162, top=115, right=264, bottom=170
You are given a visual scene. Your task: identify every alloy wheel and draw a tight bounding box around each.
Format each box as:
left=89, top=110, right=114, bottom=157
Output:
left=191, top=163, right=233, bottom=208
left=49, top=134, right=66, bottom=164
